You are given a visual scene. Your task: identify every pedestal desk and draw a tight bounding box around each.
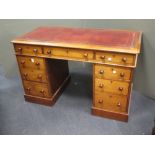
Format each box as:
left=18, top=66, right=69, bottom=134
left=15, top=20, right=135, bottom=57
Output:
left=12, top=27, right=142, bottom=122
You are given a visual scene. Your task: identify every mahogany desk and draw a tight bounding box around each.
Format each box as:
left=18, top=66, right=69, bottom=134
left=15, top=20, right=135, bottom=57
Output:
left=12, top=27, right=142, bottom=122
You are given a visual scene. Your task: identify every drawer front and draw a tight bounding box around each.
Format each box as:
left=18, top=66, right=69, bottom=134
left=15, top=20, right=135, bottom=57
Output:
left=17, top=56, right=46, bottom=71
left=44, top=47, right=94, bottom=61
left=20, top=70, right=48, bottom=83
left=68, top=49, right=94, bottom=60
left=23, top=81, right=51, bottom=98
left=44, top=47, right=68, bottom=57
left=94, top=92, right=128, bottom=113
left=95, top=78, right=130, bottom=95
left=94, top=64, right=132, bottom=81
left=15, top=44, right=42, bottom=55
left=95, top=51, right=135, bottom=66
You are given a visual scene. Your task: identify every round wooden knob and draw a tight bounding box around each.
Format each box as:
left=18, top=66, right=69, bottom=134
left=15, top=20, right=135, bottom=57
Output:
left=35, top=62, right=40, bottom=66
left=84, top=53, right=88, bottom=57
left=99, top=83, right=104, bottom=88
left=99, top=70, right=104, bottom=74
left=26, top=87, right=31, bottom=92
left=40, top=90, right=45, bottom=94
left=117, top=102, right=121, bottom=107
left=120, top=72, right=125, bottom=77
left=47, top=50, right=52, bottom=54
left=118, top=87, right=123, bottom=91
left=20, top=60, right=25, bottom=65
left=23, top=73, right=28, bottom=79
left=38, top=74, right=42, bottom=79
left=18, top=47, right=22, bottom=52
left=23, top=73, right=28, bottom=76
left=33, top=49, right=38, bottom=53
left=122, top=57, right=127, bottom=62
left=98, top=100, right=103, bottom=104
left=100, top=55, right=105, bottom=59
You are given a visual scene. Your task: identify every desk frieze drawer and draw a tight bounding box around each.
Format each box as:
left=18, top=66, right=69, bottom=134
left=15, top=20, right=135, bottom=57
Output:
left=68, top=49, right=94, bottom=60
left=94, top=64, right=132, bottom=81
left=94, top=92, right=128, bottom=113
left=95, top=78, right=130, bottom=95
left=14, top=44, right=43, bottom=56
left=95, top=51, right=136, bottom=67
left=17, top=56, right=46, bottom=71
left=23, top=81, right=52, bottom=98
left=44, top=47, right=94, bottom=61
left=44, top=47, right=68, bottom=57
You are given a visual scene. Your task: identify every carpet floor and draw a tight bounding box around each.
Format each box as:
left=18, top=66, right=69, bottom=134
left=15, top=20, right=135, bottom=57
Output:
left=0, top=62, right=155, bottom=135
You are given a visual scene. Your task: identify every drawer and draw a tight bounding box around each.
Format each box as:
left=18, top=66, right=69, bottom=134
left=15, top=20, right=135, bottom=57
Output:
left=94, top=64, right=132, bottom=81
left=44, top=47, right=94, bottom=61
left=17, top=56, right=46, bottom=71
left=94, top=92, right=128, bottom=113
left=95, top=78, right=130, bottom=95
left=95, top=51, right=135, bottom=66
left=44, top=47, right=68, bottom=57
left=14, top=44, right=42, bottom=55
left=68, top=49, right=94, bottom=60
left=20, top=69, right=48, bottom=83
left=23, top=81, right=51, bottom=98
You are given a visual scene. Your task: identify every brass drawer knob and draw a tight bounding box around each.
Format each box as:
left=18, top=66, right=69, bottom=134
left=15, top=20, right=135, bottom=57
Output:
left=122, top=57, right=127, bottom=62
left=118, top=87, right=124, bottom=91
left=117, top=102, right=121, bottom=107
left=120, top=72, right=125, bottom=77
left=99, top=70, right=104, bottom=74
left=38, top=74, right=42, bottom=79
left=35, top=62, right=40, bottom=66
left=98, top=100, right=103, bottom=104
left=33, top=49, right=38, bottom=53
left=47, top=50, right=52, bottom=54
left=83, top=53, right=88, bottom=58
left=18, top=47, right=22, bottom=52
left=20, top=60, right=25, bottom=65
left=99, top=84, right=104, bottom=88
left=100, top=55, right=105, bottom=59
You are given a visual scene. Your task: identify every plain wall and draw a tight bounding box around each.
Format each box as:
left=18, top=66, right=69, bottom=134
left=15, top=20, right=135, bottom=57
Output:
left=0, top=19, right=155, bottom=100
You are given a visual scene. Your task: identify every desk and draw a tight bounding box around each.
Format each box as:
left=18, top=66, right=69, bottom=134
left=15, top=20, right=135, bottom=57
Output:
left=12, top=27, right=142, bottom=122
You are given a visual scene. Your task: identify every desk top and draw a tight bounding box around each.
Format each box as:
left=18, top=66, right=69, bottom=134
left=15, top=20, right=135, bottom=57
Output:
left=12, top=27, right=142, bottom=54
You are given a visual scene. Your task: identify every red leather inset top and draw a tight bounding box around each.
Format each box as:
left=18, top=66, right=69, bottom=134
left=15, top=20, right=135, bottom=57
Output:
left=15, top=27, right=140, bottom=48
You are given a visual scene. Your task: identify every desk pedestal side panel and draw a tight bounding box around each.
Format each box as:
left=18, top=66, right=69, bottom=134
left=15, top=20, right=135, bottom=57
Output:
left=16, top=55, right=70, bottom=106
